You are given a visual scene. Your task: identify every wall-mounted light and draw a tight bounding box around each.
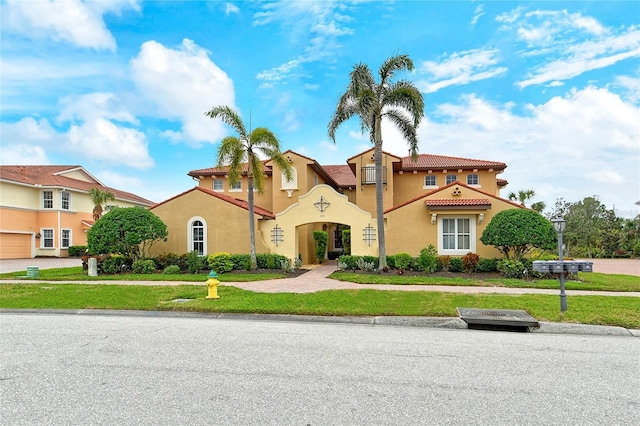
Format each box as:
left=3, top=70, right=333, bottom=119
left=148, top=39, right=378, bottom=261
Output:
left=35, top=232, right=41, bottom=239
left=478, top=214, right=485, bottom=224
left=431, top=214, right=437, bottom=224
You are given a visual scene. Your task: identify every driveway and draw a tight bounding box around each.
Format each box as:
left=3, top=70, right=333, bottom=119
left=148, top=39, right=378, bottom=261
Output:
left=0, top=257, right=82, bottom=274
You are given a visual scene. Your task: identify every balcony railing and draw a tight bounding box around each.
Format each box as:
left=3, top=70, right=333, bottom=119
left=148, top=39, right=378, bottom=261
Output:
left=361, top=166, right=387, bottom=185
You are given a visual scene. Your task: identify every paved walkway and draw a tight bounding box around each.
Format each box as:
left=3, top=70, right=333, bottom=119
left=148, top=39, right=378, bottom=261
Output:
left=1, top=259, right=639, bottom=297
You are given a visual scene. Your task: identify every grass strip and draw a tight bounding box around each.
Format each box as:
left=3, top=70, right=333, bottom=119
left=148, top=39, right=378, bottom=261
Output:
left=1, top=284, right=639, bottom=329
left=0, top=267, right=287, bottom=282
left=330, top=272, right=640, bottom=292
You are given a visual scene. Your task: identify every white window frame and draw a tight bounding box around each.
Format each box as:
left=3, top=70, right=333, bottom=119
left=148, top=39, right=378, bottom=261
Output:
left=438, top=215, right=475, bottom=255
left=445, top=174, right=458, bottom=185
left=467, top=174, right=480, bottom=187
left=61, top=191, right=71, bottom=210
left=187, top=217, right=207, bottom=256
left=229, top=180, right=242, bottom=192
left=42, top=190, right=54, bottom=209
left=61, top=229, right=72, bottom=249
left=213, top=179, right=224, bottom=192
left=41, top=228, right=55, bottom=249
left=423, top=175, right=437, bottom=189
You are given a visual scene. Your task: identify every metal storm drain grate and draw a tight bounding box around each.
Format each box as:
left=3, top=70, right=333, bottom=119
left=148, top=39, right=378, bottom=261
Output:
left=457, top=307, right=539, bottom=332
left=480, top=311, right=507, bottom=317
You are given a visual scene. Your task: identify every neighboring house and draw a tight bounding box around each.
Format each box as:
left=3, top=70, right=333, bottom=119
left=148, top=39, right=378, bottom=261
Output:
left=150, top=149, right=523, bottom=263
left=0, top=166, right=154, bottom=259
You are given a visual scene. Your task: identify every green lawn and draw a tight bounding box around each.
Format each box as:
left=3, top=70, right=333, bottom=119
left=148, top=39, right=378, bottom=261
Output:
left=330, top=271, right=640, bottom=292
left=0, top=266, right=287, bottom=282
left=1, top=283, right=639, bottom=329
left=2, top=267, right=639, bottom=329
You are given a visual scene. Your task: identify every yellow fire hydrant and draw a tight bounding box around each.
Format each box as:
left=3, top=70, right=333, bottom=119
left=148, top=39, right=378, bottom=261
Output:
left=206, top=270, right=220, bottom=299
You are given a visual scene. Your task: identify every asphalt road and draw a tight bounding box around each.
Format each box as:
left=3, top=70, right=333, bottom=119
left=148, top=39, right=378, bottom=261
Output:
left=1, top=313, right=638, bottom=426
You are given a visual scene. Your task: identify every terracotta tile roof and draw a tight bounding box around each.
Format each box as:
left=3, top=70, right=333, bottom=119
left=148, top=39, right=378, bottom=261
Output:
left=385, top=181, right=525, bottom=214
left=424, top=198, right=492, bottom=206
left=188, top=160, right=271, bottom=177
left=497, top=178, right=509, bottom=187
left=150, top=186, right=275, bottom=219
left=0, top=165, right=154, bottom=205
left=346, top=147, right=403, bottom=163
left=322, top=165, right=356, bottom=187
left=400, top=154, right=506, bottom=171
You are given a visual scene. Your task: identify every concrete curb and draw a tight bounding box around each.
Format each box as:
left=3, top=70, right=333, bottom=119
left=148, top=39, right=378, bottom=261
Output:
left=1, top=309, right=636, bottom=337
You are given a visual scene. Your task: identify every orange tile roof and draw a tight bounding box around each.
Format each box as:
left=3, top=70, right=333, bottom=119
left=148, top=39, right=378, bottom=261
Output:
left=150, top=186, right=275, bottom=219
left=321, top=165, right=356, bottom=187
left=401, top=154, right=506, bottom=170
left=385, top=181, right=525, bottom=214
left=0, top=165, right=154, bottom=205
left=424, top=198, right=492, bottom=206
left=497, top=178, right=509, bottom=187
left=188, top=160, right=271, bottom=177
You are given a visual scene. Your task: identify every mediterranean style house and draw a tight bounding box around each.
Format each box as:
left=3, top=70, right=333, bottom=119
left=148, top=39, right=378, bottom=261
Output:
left=149, top=149, right=524, bottom=263
left=0, top=166, right=154, bottom=259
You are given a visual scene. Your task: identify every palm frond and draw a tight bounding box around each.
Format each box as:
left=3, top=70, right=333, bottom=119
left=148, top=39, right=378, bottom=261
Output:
left=379, top=54, right=413, bottom=83
left=205, top=105, right=247, bottom=138
left=384, top=109, right=419, bottom=158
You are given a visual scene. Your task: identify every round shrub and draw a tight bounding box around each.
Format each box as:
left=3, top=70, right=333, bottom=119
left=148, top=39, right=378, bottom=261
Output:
left=163, top=265, right=180, bottom=275
left=132, top=259, right=155, bottom=274
left=208, top=252, right=233, bottom=274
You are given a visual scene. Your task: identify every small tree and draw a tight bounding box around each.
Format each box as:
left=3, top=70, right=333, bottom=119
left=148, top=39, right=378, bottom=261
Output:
left=480, top=209, right=556, bottom=260
left=87, top=207, right=168, bottom=261
left=313, top=231, right=328, bottom=263
left=89, top=187, right=116, bottom=221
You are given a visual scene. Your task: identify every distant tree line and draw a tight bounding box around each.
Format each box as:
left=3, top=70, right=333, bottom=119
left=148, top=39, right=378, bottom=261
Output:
left=549, top=196, right=639, bottom=258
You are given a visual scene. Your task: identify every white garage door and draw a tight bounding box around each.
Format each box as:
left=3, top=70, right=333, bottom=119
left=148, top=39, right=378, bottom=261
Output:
left=0, top=233, right=31, bottom=259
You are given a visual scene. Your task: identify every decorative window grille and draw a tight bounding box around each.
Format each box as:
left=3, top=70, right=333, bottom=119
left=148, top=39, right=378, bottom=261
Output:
left=314, top=196, right=330, bottom=212
left=362, top=224, right=376, bottom=247
left=271, top=225, right=284, bottom=247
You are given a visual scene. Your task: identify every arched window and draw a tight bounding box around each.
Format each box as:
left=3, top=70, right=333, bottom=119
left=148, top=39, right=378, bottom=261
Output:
left=446, top=174, right=457, bottom=185
left=282, top=167, right=298, bottom=197
left=187, top=217, right=207, bottom=255
left=282, top=166, right=298, bottom=189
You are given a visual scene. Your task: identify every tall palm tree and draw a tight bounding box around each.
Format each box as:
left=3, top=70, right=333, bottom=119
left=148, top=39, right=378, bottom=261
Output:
left=328, top=54, right=424, bottom=269
left=89, top=187, right=115, bottom=221
left=205, top=105, right=292, bottom=270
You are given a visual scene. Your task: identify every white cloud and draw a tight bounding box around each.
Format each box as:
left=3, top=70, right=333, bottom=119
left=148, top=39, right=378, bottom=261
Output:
left=254, top=1, right=356, bottom=86
left=470, top=4, right=485, bottom=27
left=518, top=27, right=640, bottom=88
left=416, top=49, right=507, bottom=93
left=67, top=118, right=153, bottom=169
left=225, top=3, right=240, bottom=15
left=378, top=87, right=639, bottom=217
left=97, top=171, right=144, bottom=191
left=0, top=144, right=49, bottom=165
left=130, top=39, right=236, bottom=146
left=282, top=110, right=301, bottom=132
left=2, top=0, right=140, bottom=51
left=497, top=7, right=639, bottom=88
left=58, top=92, right=138, bottom=124
left=615, top=75, right=640, bottom=102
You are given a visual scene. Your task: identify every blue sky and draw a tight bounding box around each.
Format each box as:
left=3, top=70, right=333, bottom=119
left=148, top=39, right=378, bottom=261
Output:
left=1, top=0, right=639, bottom=217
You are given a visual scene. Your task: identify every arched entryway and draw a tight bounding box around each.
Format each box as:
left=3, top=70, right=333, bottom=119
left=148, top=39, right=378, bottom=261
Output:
left=260, top=185, right=377, bottom=262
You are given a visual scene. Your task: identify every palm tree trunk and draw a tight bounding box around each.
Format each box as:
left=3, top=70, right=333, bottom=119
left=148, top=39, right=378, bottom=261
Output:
left=248, top=174, right=258, bottom=270
left=374, top=118, right=387, bottom=269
